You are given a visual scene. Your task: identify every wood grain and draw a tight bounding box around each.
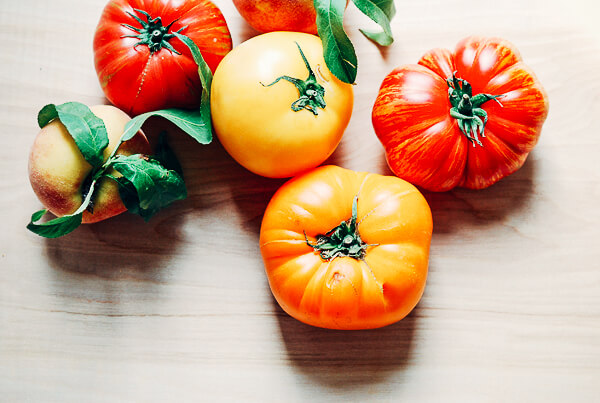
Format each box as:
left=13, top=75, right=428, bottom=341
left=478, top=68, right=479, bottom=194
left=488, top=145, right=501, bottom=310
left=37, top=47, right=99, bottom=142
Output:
left=1, top=0, right=599, bottom=401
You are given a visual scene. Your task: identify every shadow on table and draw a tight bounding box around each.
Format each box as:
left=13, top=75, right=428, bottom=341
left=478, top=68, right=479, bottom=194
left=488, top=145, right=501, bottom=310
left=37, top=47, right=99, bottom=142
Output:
left=276, top=298, right=419, bottom=389
left=43, top=202, right=187, bottom=281
left=41, top=118, right=287, bottom=280
left=41, top=117, right=209, bottom=280
left=376, top=147, right=539, bottom=234
left=271, top=151, right=539, bottom=390
left=428, top=156, right=538, bottom=234
left=201, top=137, right=285, bottom=239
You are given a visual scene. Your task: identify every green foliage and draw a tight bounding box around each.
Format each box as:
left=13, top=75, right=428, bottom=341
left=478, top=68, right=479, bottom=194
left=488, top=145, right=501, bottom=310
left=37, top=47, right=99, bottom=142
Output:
left=313, top=0, right=396, bottom=84
left=110, top=155, right=186, bottom=221
left=38, top=102, right=109, bottom=168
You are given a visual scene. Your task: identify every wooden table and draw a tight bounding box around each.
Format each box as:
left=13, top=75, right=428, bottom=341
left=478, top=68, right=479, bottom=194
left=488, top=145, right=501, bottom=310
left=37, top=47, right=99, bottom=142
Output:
left=2, top=0, right=599, bottom=401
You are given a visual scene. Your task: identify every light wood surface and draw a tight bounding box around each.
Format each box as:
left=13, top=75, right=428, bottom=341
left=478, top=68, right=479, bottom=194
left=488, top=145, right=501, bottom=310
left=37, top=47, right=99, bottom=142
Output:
left=2, top=0, right=600, bottom=401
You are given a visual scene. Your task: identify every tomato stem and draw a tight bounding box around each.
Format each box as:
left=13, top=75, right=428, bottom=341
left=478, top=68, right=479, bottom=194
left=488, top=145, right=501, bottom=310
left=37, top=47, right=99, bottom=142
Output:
left=447, top=72, right=504, bottom=147
left=261, top=42, right=326, bottom=116
left=305, top=195, right=372, bottom=260
left=121, top=9, right=185, bottom=54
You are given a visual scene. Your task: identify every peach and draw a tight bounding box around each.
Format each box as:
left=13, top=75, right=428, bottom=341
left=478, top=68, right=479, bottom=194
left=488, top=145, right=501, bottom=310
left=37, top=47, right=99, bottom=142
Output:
left=232, top=0, right=319, bottom=35
left=28, top=105, right=151, bottom=224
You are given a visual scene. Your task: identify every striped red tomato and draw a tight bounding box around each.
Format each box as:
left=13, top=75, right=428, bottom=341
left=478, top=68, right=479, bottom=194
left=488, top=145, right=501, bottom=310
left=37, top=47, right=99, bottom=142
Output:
left=372, top=36, right=549, bottom=191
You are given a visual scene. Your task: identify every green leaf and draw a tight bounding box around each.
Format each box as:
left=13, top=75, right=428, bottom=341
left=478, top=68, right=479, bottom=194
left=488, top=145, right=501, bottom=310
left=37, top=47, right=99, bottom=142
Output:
left=110, top=32, right=214, bottom=160
left=26, top=176, right=101, bottom=238
left=154, top=132, right=184, bottom=178
left=358, top=30, right=391, bottom=46
left=110, top=176, right=142, bottom=216
left=38, top=102, right=109, bottom=169
left=110, top=155, right=187, bottom=221
left=27, top=209, right=83, bottom=238
left=173, top=32, right=213, bottom=137
left=353, top=0, right=395, bottom=46
left=314, top=0, right=358, bottom=84
left=112, top=108, right=211, bottom=162
left=358, top=0, right=396, bottom=20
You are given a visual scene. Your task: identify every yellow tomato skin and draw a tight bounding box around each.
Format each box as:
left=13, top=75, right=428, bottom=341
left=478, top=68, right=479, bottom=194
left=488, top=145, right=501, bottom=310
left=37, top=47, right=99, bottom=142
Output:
left=260, top=165, right=433, bottom=330
left=211, top=32, right=354, bottom=178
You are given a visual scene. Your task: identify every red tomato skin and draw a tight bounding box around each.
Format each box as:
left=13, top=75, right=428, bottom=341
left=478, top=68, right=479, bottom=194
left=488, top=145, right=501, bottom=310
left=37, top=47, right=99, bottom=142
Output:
left=232, top=0, right=318, bottom=35
left=93, top=0, right=232, bottom=116
left=372, top=36, right=549, bottom=191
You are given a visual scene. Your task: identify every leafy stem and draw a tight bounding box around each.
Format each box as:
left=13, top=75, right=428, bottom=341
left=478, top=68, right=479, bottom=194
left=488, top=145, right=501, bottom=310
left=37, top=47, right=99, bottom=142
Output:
left=305, top=194, right=375, bottom=261
left=261, top=42, right=326, bottom=115
left=447, top=72, right=504, bottom=147
left=121, top=8, right=186, bottom=54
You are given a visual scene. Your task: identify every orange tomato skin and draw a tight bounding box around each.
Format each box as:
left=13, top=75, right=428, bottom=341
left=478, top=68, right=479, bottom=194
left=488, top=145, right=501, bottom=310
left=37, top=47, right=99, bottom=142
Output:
left=260, top=165, right=433, bottom=330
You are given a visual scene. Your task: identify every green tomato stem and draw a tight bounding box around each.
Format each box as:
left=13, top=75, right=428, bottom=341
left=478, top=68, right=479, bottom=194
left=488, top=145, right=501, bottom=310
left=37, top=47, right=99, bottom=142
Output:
left=446, top=72, right=504, bottom=147
left=305, top=195, right=372, bottom=261
left=261, top=42, right=327, bottom=116
left=121, top=8, right=185, bottom=54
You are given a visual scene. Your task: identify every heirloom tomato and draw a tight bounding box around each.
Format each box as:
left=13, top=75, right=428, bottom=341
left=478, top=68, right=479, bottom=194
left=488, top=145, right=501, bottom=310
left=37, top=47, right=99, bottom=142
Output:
left=372, top=36, right=549, bottom=191
left=93, top=0, right=232, bottom=115
left=232, top=0, right=319, bottom=35
left=260, top=165, right=432, bottom=330
left=211, top=32, right=354, bottom=178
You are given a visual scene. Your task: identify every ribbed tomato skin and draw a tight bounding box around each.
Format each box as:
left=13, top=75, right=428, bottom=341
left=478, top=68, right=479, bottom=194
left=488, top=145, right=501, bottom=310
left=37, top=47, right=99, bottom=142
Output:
left=260, top=165, right=432, bottom=330
left=372, top=36, right=549, bottom=191
left=93, top=0, right=232, bottom=115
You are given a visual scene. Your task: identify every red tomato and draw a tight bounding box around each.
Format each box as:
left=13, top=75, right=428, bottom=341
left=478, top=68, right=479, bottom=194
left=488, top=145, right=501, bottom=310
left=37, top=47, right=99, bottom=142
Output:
left=372, top=36, right=549, bottom=191
left=93, top=0, right=232, bottom=115
left=232, top=0, right=318, bottom=35
left=260, top=165, right=432, bottom=330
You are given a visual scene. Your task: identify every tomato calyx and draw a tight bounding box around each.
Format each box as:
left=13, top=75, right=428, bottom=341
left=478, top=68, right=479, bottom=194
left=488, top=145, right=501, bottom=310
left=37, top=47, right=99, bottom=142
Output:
left=447, top=72, right=504, bottom=147
left=261, top=42, right=326, bottom=116
left=121, top=9, right=186, bottom=54
left=305, top=195, right=373, bottom=260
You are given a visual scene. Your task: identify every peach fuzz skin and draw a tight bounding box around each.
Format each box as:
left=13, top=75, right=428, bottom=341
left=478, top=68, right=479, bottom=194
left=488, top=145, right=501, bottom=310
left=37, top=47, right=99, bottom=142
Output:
left=28, top=105, right=151, bottom=224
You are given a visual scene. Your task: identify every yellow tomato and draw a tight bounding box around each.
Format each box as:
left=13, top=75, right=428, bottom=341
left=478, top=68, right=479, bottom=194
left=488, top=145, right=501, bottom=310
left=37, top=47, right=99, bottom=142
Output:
left=210, top=32, right=354, bottom=178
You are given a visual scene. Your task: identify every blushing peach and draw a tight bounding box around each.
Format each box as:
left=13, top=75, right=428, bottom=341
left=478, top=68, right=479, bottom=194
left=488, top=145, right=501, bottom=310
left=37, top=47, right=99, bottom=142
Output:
left=28, top=105, right=151, bottom=223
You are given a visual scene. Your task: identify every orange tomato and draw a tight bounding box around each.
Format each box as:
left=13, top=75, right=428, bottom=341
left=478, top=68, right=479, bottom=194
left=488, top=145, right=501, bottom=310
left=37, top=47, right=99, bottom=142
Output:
left=259, top=165, right=433, bottom=330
